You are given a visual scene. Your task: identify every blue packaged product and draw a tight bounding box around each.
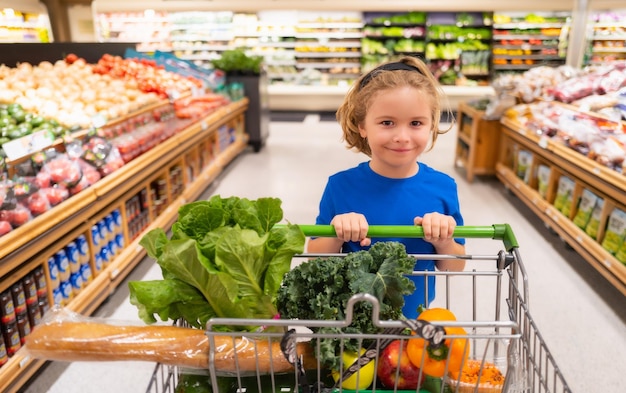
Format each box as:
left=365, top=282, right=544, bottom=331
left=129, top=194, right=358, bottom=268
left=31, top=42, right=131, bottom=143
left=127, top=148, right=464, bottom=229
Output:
left=115, top=234, right=125, bottom=250
left=54, top=250, right=70, bottom=282
left=108, top=240, right=117, bottom=258
left=100, top=246, right=110, bottom=266
left=47, top=257, right=59, bottom=285
left=98, top=220, right=108, bottom=243
left=94, top=254, right=103, bottom=273
left=65, top=242, right=80, bottom=273
left=76, top=235, right=89, bottom=263
left=52, top=287, right=63, bottom=305
left=105, top=214, right=114, bottom=235
left=112, top=209, right=122, bottom=229
left=59, top=281, right=73, bottom=302
left=80, top=263, right=93, bottom=284
left=70, top=272, right=83, bottom=293
left=91, top=225, right=101, bottom=248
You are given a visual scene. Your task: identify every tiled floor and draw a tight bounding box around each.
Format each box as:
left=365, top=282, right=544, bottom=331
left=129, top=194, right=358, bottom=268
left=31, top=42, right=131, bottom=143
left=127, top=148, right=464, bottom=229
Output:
left=22, top=115, right=625, bottom=392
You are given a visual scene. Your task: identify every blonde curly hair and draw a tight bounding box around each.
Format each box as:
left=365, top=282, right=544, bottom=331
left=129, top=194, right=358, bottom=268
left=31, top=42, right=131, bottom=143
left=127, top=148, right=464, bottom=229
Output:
left=336, top=56, right=454, bottom=156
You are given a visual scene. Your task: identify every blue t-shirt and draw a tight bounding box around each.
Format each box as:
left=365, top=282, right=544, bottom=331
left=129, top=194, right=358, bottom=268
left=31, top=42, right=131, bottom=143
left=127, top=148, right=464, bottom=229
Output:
left=315, top=161, right=464, bottom=318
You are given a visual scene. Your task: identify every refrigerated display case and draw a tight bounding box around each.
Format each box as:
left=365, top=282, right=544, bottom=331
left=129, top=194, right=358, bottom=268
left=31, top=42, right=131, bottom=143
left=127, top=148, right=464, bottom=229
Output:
left=0, top=0, right=53, bottom=43
left=586, top=10, right=626, bottom=65
left=492, top=12, right=570, bottom=75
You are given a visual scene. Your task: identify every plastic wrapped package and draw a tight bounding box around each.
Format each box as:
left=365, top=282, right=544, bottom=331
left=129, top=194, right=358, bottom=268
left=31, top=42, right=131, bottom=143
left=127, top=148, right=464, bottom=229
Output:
left=0, top=203, right=32, bottom=228
left=25, top=306, right=315, bottom=376
left=39, top=186, right=70, bottom=206
left=0, top=220, right=11, bottom=236
left=41, top=154, right=83, bottom=188
left=80, top=135, right=124, bottom=176
left=97, top=146, right=125, bottom=177
left=24, top=190, right=51, bottom=217
left=589, top=135, right=626, bottom=170
left=445, top=359, right=506, bottom=393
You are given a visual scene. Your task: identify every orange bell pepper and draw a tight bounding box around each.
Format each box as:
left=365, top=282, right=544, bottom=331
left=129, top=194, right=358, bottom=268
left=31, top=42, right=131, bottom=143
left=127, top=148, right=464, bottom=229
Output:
left=406, top=308, right=470, bottom=378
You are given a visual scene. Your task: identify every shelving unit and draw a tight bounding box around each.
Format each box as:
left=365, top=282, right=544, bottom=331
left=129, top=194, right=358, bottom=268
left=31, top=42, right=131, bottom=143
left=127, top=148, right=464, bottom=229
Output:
left=0, top=4, right=53, bottom=43
left=496, top=105, right=626, bottom=296
left=0, top=99, right=249, bottom=392
left=95, top=11, right=170, bottom=49
left=425, top=12, right=493, bottom=86
left=361, top=11, right=427, bottom=71
left=454, top=100, right=502, bottom=182
left=586, top=11, right=626, bottom=65
left=90, top=8, right=500, bottom=110
left=492, top=12, right=570, bottom=75
left=291, top=15, right=364, bottom=85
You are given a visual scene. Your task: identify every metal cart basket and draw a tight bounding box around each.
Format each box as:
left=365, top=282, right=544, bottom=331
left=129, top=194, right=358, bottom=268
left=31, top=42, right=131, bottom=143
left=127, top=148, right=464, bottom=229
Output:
left=146, top=224, right=571, bottom=393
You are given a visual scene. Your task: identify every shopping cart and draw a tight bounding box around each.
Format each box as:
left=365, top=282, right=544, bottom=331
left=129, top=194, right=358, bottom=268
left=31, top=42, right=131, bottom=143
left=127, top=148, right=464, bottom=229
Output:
left=146, top=224, right=571, bottom=393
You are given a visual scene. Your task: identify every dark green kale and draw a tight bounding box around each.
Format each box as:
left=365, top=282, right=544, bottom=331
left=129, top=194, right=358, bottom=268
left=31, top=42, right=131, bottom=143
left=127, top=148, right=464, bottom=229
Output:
left=276, top=241, right=416, bottom=369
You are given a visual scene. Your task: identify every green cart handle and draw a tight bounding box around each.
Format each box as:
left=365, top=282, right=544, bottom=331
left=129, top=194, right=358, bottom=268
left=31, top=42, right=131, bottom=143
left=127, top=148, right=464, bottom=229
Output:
left=294, top=224, right=519, bottom=252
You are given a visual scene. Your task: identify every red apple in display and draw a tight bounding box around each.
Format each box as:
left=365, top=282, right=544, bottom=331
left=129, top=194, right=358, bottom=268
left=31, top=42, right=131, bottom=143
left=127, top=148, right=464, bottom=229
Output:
left=376, top=339, right=424, bottom=389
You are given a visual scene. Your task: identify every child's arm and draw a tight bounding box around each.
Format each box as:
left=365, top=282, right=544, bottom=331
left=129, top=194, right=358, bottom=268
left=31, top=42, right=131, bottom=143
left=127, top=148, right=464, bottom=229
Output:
left=307, top=212, right=371, bottom=253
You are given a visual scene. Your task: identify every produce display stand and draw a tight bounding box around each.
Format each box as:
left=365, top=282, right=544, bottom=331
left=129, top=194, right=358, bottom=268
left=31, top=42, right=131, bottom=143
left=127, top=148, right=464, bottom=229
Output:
left=454, top=101, right=502, bottom=182
left=146, top=225, right=571, bottom=393
left=496, top=111, right=626, bottom=296
left=0, top=98, right=250, bottom=393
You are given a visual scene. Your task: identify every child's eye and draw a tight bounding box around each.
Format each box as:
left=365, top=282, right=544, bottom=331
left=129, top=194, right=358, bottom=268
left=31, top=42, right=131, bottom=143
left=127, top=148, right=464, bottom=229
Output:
left=411, top=121, right=422, bottom=127
left=380, top=120, right=394, bottom=126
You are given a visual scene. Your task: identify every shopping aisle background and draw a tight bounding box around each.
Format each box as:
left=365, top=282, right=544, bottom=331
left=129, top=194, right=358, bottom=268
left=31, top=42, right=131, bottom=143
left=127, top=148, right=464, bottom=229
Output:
left=23, top=114, right=625, bottom=392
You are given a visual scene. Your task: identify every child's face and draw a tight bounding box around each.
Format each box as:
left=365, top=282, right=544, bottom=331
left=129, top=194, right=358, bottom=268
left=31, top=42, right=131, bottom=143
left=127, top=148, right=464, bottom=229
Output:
left=358, top=86, right=433, bottom=178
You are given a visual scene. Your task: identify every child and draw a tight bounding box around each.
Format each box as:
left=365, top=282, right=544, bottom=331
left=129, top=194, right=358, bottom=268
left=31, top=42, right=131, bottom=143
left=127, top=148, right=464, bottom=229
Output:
left=307, top=56, right=466, bottom=319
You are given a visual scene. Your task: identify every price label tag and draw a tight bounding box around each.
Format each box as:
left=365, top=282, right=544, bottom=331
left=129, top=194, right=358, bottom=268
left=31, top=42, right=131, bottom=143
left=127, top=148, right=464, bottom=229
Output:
left=191, top=85, right=204, bottom=97
left=167, top=89, right=181, bottom=102
left=91, top=113, right=107, bottom=129
left=19, top=354, right=31, bottom=368
left=2, top=130, right=56, bottom=161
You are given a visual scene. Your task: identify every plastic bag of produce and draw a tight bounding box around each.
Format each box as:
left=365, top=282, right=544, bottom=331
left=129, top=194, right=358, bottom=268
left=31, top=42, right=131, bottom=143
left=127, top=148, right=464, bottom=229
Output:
left=24, top=189, right=51, bottom=217
left=39, top=186, right=70, bottom=206
left=589, top=135, right=626, bottom=170
left=0, top=203, right=32, bottom=227
left=41, top=154, right=83, bottom=188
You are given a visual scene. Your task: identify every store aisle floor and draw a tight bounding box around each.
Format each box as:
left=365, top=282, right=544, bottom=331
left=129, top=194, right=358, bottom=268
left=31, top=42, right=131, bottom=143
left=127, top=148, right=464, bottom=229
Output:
left=23, top=115, right=625, bottom=393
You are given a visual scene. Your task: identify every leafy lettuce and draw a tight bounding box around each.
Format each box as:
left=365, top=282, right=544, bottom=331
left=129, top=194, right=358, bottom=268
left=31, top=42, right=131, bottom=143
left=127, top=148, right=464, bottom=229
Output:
left=129, top=195, right=305, bottom=331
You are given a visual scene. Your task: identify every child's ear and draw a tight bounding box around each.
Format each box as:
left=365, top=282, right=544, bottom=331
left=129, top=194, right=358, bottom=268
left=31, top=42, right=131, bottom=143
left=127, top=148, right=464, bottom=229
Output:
left=358, top=124, right=367, bottom=138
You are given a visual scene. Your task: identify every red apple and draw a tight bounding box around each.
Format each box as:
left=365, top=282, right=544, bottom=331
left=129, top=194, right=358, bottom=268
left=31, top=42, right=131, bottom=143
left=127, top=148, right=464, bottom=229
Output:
left=377, top=339, right=425, bottom=389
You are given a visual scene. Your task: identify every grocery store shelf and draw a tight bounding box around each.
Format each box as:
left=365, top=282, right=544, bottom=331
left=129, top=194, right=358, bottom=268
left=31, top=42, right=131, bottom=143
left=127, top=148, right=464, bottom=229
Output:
left=267, top=84, right=495, bottom=112
left=0, top=99, right=250, bottom=392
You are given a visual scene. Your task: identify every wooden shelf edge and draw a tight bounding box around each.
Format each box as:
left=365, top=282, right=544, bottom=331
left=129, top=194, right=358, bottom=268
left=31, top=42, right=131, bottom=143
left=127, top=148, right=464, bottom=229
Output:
left=457, top=132, right=471, bottom=144
left=0, top=189, right=98, bottom=264
left=501, top=118, right=626, bottom=194
left=496, top=164, right=626, bottom=296
left=0, top=355, right=46, bottom=393
left=0, top=104, right=250, bottom=392
left=459, top=101, right=486, bottom=119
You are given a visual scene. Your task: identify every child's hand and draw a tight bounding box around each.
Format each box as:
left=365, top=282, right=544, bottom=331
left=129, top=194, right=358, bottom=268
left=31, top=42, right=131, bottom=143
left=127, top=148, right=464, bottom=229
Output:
left=331, top=213, right=371, bottom=247
left=414, top=213, right=456, bottom=245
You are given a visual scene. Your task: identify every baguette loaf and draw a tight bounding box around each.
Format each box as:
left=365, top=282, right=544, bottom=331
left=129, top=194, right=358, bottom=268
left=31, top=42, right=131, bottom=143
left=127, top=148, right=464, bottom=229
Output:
left=26, top=320, right=317, bottom=373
